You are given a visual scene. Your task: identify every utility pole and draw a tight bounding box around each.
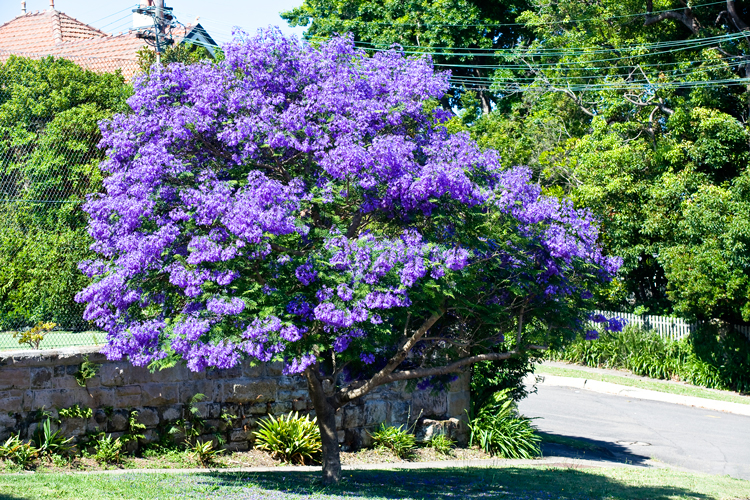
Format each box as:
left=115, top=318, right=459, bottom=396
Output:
left=154, top=0, right=164, bottom=66
left=133, top=0, right=175, bottom=69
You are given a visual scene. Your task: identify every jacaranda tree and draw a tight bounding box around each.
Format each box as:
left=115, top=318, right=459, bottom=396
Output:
left=76, top=29, right=621, bottom=483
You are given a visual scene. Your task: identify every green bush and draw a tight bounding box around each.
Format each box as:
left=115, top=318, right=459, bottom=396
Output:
left=471, top=355, right=537, bottom=410
left=550, top=324, right=750, bottom=393
left=31, top=417, right=74, bottom=457
left=368, top=423, right=417, bottom=459
left=254, top=412, right=321, bottom=464
left=426, top=433, right=455, bottom=455
left=468, top=389, right=540, bottom=459
left=0, top=435, right=38, bottom=469
left=92, top=434, right=123, bottom=465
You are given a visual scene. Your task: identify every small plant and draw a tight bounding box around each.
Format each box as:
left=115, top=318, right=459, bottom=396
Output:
left=59, top=404, right=93, bottom=420
left=122, top=410, right=146, bottom=446
left=187, top=439, right=221, bottom=466
left=169, top=393, right=210, bottom=446
left=255, top=411, right=321, bottom=464
left=93, top=434, right=123, bottom=465
left=0, top=435, right=23, bottom=459
left=1, top=435, right=39, bottom=469
left=467, top=389, right=540, bottom=459
left=32, top=417, right=74, bottom=457
left=50, top=453, right=70, bottom=468
left=75, top=356, right=100, bottom=387
left=369, top=423, right=416, bottom=459
left=427, top=433, right=455, bottom=455
left=12, top=321, right=55, bottom=350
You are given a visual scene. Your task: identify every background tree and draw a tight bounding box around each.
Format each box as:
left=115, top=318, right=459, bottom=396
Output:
left=76, top=30, right=620, bottom=483
left=297, top=1, right=750, bottom=322
left=281, top=0, right=531, bottom=113
left=0, top=56, right=130, bottom=330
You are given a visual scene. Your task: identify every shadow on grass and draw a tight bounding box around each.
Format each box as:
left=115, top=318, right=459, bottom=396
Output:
left=184, top=467, right=725, bottom=500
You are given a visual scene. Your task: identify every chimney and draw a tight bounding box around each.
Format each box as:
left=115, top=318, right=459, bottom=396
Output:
left=49, top=0, right=54, bottom=10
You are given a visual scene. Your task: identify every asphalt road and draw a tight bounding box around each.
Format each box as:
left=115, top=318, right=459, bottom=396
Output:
left=518, top=384, right=750, bottom=481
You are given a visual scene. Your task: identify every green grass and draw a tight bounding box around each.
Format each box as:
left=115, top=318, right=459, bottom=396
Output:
left=535, top=364, right=750, bottom=406
left=0, top=466, right=748, bottom=499
left=0, top=331, right=102, bottom=351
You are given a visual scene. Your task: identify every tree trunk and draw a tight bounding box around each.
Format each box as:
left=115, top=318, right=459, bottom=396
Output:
left=305, top=367, right=341, bottom=485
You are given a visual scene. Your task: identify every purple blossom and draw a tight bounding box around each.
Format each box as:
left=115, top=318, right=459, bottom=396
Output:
left=585, top=330, right=599, bottom=341
left=360, top=353, right=375, bottom=364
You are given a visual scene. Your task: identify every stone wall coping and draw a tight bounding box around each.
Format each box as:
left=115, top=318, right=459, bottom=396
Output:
left=0, top=345, right=104, bottom=366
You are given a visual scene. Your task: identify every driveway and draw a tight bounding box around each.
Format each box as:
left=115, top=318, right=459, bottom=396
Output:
left=518, top=384, right=750, bottom=480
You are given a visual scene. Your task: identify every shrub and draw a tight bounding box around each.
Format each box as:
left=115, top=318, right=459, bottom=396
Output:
left=255, top=412, right=321, bottom=464
left=426, top=433, right=455, bottom=455
left=0, top=435, right=39, bottom=469
left=32, top=417, right=74, bottom=457
left=468, top=389, right=540, bottom=459
left=187, top=439, right=221, bottom=466
left=550, top=324, right=750, bottom=393
left=369, top=423, right=417, bottom=459
left=12, top=321, right=55, bottom=349
left=93, top=434, right=122, bottom=465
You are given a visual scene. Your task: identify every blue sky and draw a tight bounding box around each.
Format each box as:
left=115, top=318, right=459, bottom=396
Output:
left=0, top=1, right=306, bottom=44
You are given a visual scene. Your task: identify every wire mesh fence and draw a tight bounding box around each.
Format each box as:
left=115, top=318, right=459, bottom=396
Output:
left=0, top=49, right=139, bottom=350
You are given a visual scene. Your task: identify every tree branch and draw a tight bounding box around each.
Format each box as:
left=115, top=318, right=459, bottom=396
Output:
left=644, top=0, right=700, bottom=34
left=336, top=309, right=444, bottom=405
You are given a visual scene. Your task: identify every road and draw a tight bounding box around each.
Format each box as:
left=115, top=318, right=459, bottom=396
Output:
left=518, top=384, right=750, bottom=481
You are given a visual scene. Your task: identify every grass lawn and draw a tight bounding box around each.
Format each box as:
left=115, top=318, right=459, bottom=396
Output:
left=535, top=364, right=750, bottom=406
left=0, top=331, right=101, bottom=351
left=0, top=465, right=748, bottom=500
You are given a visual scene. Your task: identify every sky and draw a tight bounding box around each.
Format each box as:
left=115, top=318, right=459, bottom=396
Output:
left=0, top=0, right=307, bottom=44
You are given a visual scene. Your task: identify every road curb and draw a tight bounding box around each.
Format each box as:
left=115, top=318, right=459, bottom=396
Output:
left=525, top=374, right=750, bottom=417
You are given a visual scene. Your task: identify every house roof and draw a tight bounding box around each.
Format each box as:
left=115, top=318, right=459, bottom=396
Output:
left=0, top=10, right=108, bottom=54
left=0, top=8, right=216, bottom=78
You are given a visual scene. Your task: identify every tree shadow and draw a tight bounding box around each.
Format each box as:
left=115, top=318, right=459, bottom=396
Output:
left=0, top=493, right=29, bottom=500
left=537, top=430, right=651, bottom=465
left=196, top=465, right=730, bottom=500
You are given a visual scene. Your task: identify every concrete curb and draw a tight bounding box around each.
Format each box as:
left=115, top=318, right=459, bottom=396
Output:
left=526, top=374, right=750, bottom=417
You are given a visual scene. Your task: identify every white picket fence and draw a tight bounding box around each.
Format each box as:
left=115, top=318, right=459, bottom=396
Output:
left=591, top=310, right=750, bottom=342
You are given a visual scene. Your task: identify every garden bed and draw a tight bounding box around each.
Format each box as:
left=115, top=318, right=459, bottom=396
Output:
left=1, top=445, right=490, bottom=473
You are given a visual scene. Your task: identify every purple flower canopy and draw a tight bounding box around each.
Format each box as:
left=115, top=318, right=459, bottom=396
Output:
left=76, top=29, right=621, bottom=375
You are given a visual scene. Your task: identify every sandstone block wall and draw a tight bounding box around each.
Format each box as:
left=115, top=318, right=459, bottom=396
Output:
left=0, top=346, right=469, bottom=451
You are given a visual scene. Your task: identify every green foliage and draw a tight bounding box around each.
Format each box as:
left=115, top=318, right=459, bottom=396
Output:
left=368, top=423, right=417, bottom=459
left=254, top=412, right=322, bottom=464
left=186, top=439, right=221, bottom=466
left=122, top=410, right=147, bottom=446
left=12, top=321, right=55, bottom=349
left=0, top=434, right=39, bottom=469
left=31, top=417, right=74, bottom=457
left=471, top=355, right=536, bottom=412
left=58, top=404, right=92, bottom=420
left=0, top=55, right=130, bottom=331
left=426, top=433, right=455, bottom=455
left=169, top=393, right=210, bottom=445
left=92, top=434, right=123, bottom=465
left=550, top=325, right=750, bottom=393
left=282, top=0, right=531, bottom=111
left=136, top=43, right=219, bottom=73
left=468, top=389, right=540, bottom=459
left=74, top=356, right=99, bottom=387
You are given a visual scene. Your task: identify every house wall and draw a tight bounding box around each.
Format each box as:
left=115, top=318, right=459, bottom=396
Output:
left=0, top=346, right=469, bottom=451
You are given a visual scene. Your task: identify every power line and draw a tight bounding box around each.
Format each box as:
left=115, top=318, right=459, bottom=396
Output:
left=296, top=0, right=729, bottom=28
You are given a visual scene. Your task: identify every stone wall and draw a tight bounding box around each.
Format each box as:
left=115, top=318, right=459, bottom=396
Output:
left=0, top=346, right=469, bottom=451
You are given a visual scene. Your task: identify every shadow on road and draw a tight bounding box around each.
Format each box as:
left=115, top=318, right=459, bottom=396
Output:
left=538, top=430, right=651, bottom=465
left=196, top=466, right=721, bottom=500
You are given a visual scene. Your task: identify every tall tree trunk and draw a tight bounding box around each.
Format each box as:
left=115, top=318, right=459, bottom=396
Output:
left=305, top=367, right=341, bottom=485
